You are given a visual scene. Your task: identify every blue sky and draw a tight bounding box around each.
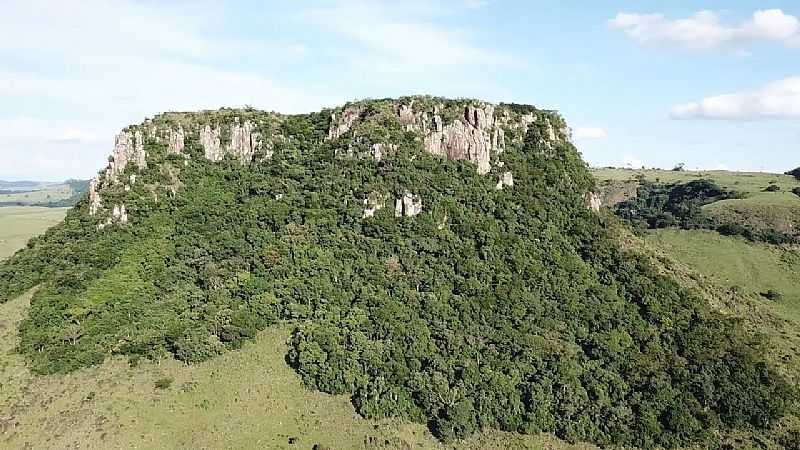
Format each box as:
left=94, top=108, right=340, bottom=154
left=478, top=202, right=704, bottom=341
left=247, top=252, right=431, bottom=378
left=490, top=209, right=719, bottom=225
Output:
left=1, top=0, right=799, bottom=180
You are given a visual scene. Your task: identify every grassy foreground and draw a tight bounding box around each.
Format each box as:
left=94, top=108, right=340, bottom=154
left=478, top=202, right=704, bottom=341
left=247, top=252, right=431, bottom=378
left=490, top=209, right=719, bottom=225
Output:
left=0, top=292, right=592, bottom=450
left=0, top=207, right=67, bottom=259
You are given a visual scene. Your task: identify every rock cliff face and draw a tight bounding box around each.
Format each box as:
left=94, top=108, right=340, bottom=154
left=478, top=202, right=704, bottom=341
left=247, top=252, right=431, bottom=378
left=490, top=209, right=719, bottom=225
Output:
left=86, top=98, right=581, bottom=227
left=168, top=126, right=185, bottom=155
left=106, top=130, right=146, bottom=182
left=201, top=119, right=262, bottom=162
left=496, top=171, right=514, bottom=190
left=88, top=112, right=275, bottom=227
left=327, top=101, right=509, bottom=175
left=327, top=106, right=362, bottom=140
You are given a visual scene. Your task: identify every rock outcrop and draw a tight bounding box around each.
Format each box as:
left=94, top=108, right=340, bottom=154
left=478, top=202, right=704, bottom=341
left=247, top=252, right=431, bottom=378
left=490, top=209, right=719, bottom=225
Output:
left=88, top=179, right=102, bottom=215
left=200, top=125, right=223, bottom=161
left=201, top=120, right=262, bottom=162
left=168, top=126, right=185, bottom=154
left=395, top=191, right=423, bottom=217
left=370, top=143, right=396, bottom=162
left=112, top=204, right=128, bottom=224
left=496, top=171, right=514, bottom=190
left=324, top=100, right=569, bottom=177
left=362, top=193, right=388, bottom=218
left=229, top=119, right=262, bottom=162
left=587, top=192, right=602, bottom=212
left=106, top=130, right=146, bottom=182
left=327, top=106, right=362, bottom=140
left=87, top=98, right=582, bottom=228
left=409, top=103, right=504, bottom=175
left=98, top=203, right=129, bottom=230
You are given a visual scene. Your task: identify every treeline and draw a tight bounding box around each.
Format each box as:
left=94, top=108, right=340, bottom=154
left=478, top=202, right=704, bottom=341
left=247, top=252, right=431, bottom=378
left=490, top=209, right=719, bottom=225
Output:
left=0, top=101, right=795, bottom=448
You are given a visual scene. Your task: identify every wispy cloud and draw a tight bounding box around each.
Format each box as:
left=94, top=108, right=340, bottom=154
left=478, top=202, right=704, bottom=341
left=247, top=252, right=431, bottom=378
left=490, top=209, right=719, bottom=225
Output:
left=303, top=1, right=512, bottom=78
left=0, top=0, right=338, bottom=179
left=574, top=127, right=608, bottom=140
left=609, top=9, right=800, bottom=51
left=671, top=77, right=800, bottom=120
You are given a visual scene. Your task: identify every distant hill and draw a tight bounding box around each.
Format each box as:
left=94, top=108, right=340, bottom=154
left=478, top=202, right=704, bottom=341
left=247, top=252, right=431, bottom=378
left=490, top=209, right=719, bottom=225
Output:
left=0, top=179, right=89, bottom=207
left=592, top=168, right=800, bottom=244
left=0, top=180, right=61, bottom=190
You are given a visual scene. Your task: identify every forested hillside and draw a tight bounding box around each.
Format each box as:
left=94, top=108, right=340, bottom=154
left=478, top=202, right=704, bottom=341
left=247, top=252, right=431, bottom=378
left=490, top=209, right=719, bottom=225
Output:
left=0, top=98, right=795, bottom=448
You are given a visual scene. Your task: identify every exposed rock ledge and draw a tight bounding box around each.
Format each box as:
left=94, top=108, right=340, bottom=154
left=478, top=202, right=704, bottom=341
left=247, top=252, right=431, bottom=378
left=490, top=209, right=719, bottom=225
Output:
left=328, top=102, right=507, bottom=175
left=586, top=192, right=602, bottom=212
left=87, top=100, right=582, bottom=229
left=89, top=118, right=264, bottom=223
left=395, top=191, right=423, bottom=217
left=362, top=191, right=423, bottom=219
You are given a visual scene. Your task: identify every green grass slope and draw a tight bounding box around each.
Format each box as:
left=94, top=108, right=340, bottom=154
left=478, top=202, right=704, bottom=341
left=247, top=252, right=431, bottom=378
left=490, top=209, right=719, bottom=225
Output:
left=0, top=207, right=68, bottom=259
left=647, top=229, right=800, bottom=321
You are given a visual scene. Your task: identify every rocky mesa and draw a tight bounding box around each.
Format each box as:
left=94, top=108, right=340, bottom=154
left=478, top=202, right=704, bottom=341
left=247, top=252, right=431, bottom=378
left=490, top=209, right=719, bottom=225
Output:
left=86, top=97, right=580, bottom=228
left=0, top=96, right=790, bottom=449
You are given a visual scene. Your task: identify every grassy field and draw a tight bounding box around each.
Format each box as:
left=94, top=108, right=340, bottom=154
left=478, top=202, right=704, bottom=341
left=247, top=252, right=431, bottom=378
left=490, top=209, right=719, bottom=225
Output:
left=591, top=168, right=800, bottom=195
left=646, top=229, right=800, bottom=323
left=0, top=292, right=593, bottom=450
left=0, top=183, right=75, bottom=205
left=0, top=207, right=68, bottom=259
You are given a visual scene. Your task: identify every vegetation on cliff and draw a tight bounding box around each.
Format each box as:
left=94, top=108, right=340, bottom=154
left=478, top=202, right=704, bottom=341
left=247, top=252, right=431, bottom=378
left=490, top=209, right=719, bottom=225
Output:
left=0, top=98, right=794, bottom=448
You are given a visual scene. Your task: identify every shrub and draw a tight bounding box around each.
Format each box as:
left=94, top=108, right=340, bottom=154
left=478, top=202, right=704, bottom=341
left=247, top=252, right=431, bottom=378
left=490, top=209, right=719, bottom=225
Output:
left=154, top=377, right=174, bottom=390
left=764, top=184, right=781, bottom=192
left=761, top=290, right=783, bottom=301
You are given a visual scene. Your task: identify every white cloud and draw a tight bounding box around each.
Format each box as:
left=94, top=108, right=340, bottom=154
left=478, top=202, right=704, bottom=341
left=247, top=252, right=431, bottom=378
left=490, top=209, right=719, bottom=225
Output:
left=303, top=1, right=511, bottom=78
left=609, top=9, right=800, bottom=50
left=47, top=128, right=104, bottom=144
left=671, top=77, right=800, bottom=120
left=0, top=0, right=341, bottom=180
left=574, top=127, right=608, bottom=140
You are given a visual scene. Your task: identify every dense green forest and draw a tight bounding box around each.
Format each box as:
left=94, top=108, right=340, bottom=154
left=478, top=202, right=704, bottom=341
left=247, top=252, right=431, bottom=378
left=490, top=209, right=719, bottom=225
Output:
left=0, top=99, right=794, bottom=448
